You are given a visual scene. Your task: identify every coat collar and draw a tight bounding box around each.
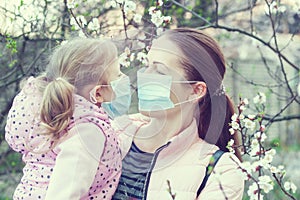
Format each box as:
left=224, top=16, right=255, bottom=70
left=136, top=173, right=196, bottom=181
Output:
left=113, top=115, right=217, bottom=167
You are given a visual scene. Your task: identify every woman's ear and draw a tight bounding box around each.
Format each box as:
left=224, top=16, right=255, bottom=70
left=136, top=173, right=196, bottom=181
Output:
left=191, top=81, right=207, bottom=101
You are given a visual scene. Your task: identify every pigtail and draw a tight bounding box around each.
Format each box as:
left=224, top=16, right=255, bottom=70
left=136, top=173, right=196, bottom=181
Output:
left=40, top=78, right=74, bottom=144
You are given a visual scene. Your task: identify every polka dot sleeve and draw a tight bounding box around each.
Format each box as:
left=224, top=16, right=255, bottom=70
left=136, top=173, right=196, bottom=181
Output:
left=45, top=123, right=106, bottom=199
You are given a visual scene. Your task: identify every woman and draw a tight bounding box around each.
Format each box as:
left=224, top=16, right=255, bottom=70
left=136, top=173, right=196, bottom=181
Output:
left=112, top=28, right=244, bottom=200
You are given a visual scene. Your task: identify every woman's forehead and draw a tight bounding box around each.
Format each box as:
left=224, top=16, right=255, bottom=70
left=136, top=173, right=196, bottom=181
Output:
left=151, top=37, right=181, bottom=54
left=148, top=38, right=182, bottom=64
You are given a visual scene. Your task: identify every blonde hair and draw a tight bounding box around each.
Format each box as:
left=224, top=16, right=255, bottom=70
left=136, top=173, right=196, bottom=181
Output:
left=38, top=38, right=117, bottom=146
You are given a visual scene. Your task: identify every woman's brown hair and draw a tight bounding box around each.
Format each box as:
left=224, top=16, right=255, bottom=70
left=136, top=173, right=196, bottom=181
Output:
left=164, top=28, right=241, bottom=160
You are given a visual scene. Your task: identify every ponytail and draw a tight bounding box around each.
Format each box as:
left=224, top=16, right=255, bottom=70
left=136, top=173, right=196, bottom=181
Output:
left=40, top=78, right=74, bottom=146
left=198, top=94, right=242, bottom=161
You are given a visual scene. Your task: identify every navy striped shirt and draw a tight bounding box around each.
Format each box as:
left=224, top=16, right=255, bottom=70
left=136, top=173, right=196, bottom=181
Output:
left=112, top=143, right=154, bottom=200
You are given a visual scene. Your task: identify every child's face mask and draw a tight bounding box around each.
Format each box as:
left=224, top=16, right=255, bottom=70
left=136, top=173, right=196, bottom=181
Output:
left=137, top=68, right=199, bottom=111
left=90, top=76, right=131, bottom=119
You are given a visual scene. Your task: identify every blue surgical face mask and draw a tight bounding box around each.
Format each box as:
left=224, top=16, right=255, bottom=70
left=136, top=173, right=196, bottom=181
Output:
left=90, top=76, right=131, bottom=119
left=137, top=68, right=199, bottom=111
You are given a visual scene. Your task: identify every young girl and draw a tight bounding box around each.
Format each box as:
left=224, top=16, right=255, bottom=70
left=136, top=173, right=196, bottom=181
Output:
left=5, top=38, right=131, bottom=199
left=112, top=28, right=244, bottom=200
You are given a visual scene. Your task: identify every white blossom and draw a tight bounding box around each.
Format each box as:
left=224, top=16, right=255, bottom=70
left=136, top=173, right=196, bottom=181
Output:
left=284, top=181, right=297, bottom=193
left=269, top=166, right=279, bottom=174
left=133, top=14, right=142, bottom=23
left=137, top=41, right=146, bottom=49
left=124, top=47, right=130, bottom=55
left=243, top=118, right=256, bottom=131
left=137, top=52, right=148, bottom=65
left=157, top=0, right=163, bottom=6
left=67, top=1, right=76, bottom=9
left=116, top=0, right=124, bottom=4
left=251, top=138, right=259, bottom=147
left=129, top=53, right=135, bottom=62
left=148, top=6, right=156, bottom=15
left=156, top=27, right=164, bottom=36
left=278, top=165, right=285, bottom=170
left=226, top=139, right=235, bottom=153
left=124, top=1, right=136, bottom=14
left=163, top=16, right=171, bottom=23
left=70, top=15, right=87, bottom=30
left=19, top=5, right=38, bottom=21
left=254, top=132, right=261, bottom=139
left=248, top=114, right=256, bottom=120
left=118, top=47, right=131, bottom=67
left=278, top=5, right=287, bottom=13
left=239, top=161, right=252, bottom=180
left=231, top=113, right=238, bottom=121
left=231, top=121, right=240, bottom=130
left=264, top=1, right=286, bottom=14
left=119, top=53, right=130, bottom=67
left=78, top=29, right=86, bottom=38
left=239, top=114, right=245, bottom=120
left=253, top=92, right=266, bottom=104
left=251, top=160, right=262, bottom=171
left=229, top=128, right=235, bottom=135
left=258, top=175, right=274, bottom=193
left=137, top=32, right=146, bottom=40
left=106, top=0, right=117, bottom=8
left=260, top=133, right=267, bottom=142
left=88, top=18, right=100, bottom=31
left=250, top=140, right=260, bottom=156
left=240, top=105, right=246, bottom=111
left=243, top=98, right=249, bottom=105
left=276, top=165, right=286, bottom=177
left=77, top=15, right=87, bottom=26
left=265, top=149, right=276, bottom=156
left=60, top=40, right=68, bottom=46
left=254, top=132, right=267, bottom=142
left=260, top=125, right=266, bottom=132
left=151, top=10, right=164, bottom=27
left=247, top=183, right=261, bottom=200
left=263, top=154, right=273, bottom=165
left=265, top=1, right=278, bottom=15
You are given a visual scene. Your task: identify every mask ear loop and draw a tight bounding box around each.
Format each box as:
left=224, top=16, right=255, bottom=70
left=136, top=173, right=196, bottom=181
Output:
left=173, top=94, right=202, bottom=106
left=89, top=87, right=98, bottom=104
left=172, top=80, right=205, bottom=106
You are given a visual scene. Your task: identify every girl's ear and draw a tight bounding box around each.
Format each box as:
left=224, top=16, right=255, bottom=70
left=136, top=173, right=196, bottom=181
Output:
left=191, top=81, right=207, bottom=101
left=90, top=85, right=104, bottom=104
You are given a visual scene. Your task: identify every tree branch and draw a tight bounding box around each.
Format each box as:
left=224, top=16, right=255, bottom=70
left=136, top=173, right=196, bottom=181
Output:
left=265, top=96, right=297, bottom=127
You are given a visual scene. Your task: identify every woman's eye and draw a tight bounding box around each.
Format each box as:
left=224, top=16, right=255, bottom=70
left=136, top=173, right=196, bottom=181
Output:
left=156, top=71, right=165, bottom=75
